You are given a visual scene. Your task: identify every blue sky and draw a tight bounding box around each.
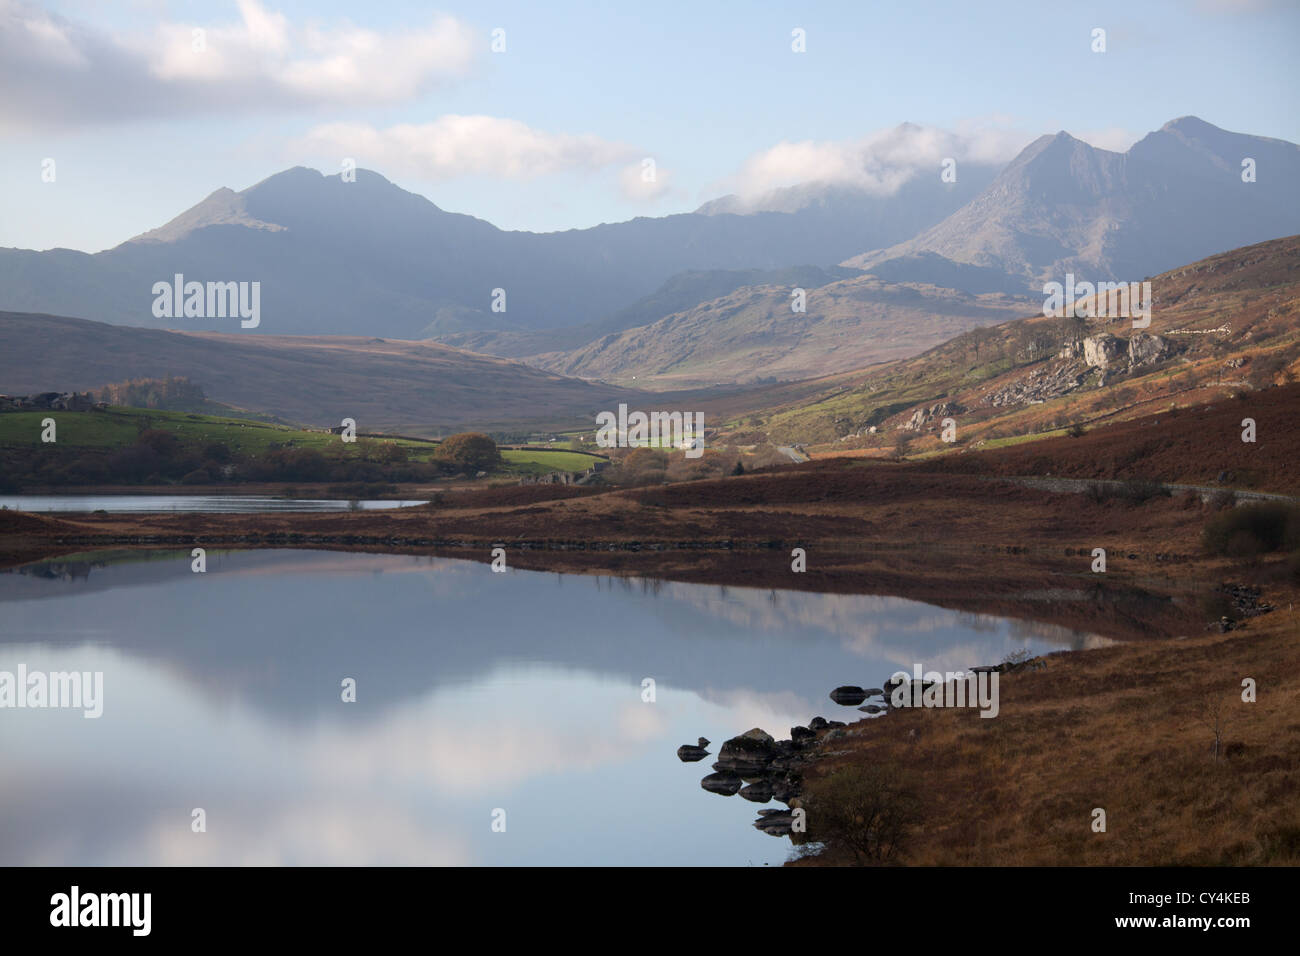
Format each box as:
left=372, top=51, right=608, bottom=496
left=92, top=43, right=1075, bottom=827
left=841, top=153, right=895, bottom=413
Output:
left=2, top=0, right=1297, bottom=252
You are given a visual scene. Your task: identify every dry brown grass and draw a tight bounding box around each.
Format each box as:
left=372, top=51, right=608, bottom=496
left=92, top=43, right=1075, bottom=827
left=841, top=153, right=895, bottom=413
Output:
left=794, top=599, right=1300, bottom=866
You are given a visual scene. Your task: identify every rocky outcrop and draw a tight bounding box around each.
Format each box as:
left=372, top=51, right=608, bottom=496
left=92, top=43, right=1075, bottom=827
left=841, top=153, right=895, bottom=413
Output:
left=1082, top=331, right=1174, bottom=369
left=902, top=401, right=966, bottom=431
left=1127, top=332, right=1172, bottom=366
left=984, top=361, right=1085, bottom=407
left=1083, top=333, right=1125, bottom=368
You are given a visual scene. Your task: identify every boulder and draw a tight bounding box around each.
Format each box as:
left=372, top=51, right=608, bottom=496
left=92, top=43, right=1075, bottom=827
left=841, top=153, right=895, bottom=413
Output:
left=715, top=728, right=778, bottom=775
left=700, top=772, right=744, bottom=796
left=739, top=780, right=774, bottom=803
left=770, top=775, right=803, bottom=803
left=753, top=810, right=798, bottom=836
left=676, top=739, right=710, bottom=762
left=829, top=685, right=868, bottom=706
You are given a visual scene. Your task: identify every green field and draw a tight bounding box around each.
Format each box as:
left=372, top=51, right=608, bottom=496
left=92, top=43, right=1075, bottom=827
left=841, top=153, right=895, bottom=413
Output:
left=500, top=448, right=603, bottom=474
left=0, top=407, right=604, bottom=474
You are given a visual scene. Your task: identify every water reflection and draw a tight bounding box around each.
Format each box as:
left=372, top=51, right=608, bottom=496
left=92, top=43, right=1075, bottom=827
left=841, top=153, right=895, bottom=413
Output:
left=0, top=550, right=1098, bottom=865
left=0, top=495, right=425, bottom=513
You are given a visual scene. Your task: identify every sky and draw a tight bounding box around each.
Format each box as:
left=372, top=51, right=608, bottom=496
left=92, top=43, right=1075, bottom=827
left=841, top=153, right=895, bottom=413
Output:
left=1, top=0, right=1297, bottom=252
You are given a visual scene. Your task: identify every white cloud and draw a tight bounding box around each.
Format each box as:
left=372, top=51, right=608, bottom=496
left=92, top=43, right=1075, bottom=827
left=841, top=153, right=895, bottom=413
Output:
left=618, top=159, right=674, bottom=201
left=1068, top=126, right=1143, bottom=152
left=0, top=0, right=477, bottom=130
left=293, top=116, right=640, bottom=181
left=712, top=121, right=1035, bottom=207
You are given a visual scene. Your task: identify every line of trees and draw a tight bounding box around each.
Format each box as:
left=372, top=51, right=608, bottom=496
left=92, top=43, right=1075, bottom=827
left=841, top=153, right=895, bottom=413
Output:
left=0, top=429, right=505, bottom=491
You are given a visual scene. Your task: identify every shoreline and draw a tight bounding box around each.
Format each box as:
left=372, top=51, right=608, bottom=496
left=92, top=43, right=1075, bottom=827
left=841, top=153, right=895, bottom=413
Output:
left=4, top=453, right=1297, bottom=866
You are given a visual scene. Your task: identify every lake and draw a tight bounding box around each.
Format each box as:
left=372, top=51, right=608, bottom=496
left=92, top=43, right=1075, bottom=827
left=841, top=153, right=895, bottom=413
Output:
left=0, top=495, right=427, bottom=513
left=0, top=549, right=1106, bottom=866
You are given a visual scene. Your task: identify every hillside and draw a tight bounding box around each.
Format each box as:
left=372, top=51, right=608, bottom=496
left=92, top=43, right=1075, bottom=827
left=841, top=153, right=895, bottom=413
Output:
left=435, top=264, right=868, bottom=358
left=0, top=311, right=654, bottom=434
left=716, top=235, right=1300, bottom=460
left=527, top=274, right=1033, bottom=387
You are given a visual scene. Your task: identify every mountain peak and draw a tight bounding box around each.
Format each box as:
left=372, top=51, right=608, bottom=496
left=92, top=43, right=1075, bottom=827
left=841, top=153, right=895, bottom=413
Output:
left=1160, top=115, right=1216, bottom=135
left=126, top=185, right=286, bottom=245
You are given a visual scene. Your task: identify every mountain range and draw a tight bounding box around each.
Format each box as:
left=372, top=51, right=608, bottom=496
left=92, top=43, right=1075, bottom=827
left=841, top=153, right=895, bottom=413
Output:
left=0, top=157, right=995, bottom=342
left=844, top=117, right=1300, bottom=285
left=1, top=116, right=1296, bottom=393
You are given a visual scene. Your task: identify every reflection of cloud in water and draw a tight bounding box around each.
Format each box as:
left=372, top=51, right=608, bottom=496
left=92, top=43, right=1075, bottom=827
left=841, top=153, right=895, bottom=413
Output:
left=1007, top=618, right=1113, bottom=648
left=660, top=582, right=1085, bottom=665
left=137, top=802, right=473, bottom=867
left=695, top=687, right=814, bottom=733
left=296, top=670, right=675, bottom=795
left=0, top=552, right=1113, bottom=866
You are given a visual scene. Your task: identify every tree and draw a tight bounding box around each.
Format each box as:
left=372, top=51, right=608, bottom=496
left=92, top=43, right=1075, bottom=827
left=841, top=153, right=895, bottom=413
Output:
left=433, top=433, right=502, bottom=472
left=1199, top=694, right=1231, bottom=762
left=135, top=429, right=181, bottom=459
left=803, top=765, right=923, bottom=864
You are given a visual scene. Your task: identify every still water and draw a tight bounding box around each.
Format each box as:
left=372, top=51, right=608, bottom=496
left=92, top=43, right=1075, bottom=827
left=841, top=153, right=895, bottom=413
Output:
left=0, top=549, right=1102, bottom=866
left=0, top=495, right=426, bottom=513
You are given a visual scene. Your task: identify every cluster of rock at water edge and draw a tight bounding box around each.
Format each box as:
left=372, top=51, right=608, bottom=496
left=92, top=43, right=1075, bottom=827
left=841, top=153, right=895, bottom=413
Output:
left=677, top=718, right=848, bottom=837
left=679, top=662, right=1053, bottom=839
left=829, top=654, right=1050, bottom=715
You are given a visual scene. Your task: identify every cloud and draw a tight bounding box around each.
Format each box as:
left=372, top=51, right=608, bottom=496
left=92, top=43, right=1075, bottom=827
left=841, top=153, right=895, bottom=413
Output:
left=0, top=0, right=476, bottom=130
left=1069, top=126, right=1143, bottom=152
left=711, top=121, right=1035, bottom=208
left=292, top=116, right=641, bottom=182
left=618, top=158, right=674, bottom=201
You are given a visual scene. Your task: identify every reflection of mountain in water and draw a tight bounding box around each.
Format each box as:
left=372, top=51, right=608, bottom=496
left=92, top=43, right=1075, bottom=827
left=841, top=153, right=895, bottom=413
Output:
left=5, top=550, right=194, bottom=591
left=0, top=550, right=1093, bottom=724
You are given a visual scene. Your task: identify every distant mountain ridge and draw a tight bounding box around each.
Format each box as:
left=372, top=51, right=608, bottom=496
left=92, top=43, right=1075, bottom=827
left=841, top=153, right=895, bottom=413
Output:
left=1, top=116, right=1294, bottom=388
left=844, top=118, right=1300, bottom=285
left=0, top=161, right=991, bottom=342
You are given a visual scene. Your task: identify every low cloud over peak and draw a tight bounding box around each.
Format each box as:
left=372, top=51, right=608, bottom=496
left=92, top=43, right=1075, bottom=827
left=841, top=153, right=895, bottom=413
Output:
left=291, top=117, right=641, bottom=183
left=710, top=122, right=1032, bottom=206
